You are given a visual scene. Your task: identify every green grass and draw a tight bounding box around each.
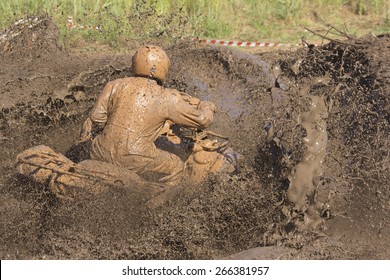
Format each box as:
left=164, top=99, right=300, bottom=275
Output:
left=1, top=0, right=389, bottom=48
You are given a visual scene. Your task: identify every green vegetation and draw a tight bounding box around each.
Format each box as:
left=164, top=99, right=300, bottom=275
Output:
left=1, top=0, right=389, bottom=47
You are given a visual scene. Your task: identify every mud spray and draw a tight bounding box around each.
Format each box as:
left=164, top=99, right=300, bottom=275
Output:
left=1, top=16, right=389, bottom=259
left=287, top=84, right=328, bottom=230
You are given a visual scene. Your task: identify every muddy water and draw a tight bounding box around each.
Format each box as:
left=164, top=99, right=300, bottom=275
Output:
left=166, top=46, right=277, bottom=160
left=287, top=91, right=328, bottom=229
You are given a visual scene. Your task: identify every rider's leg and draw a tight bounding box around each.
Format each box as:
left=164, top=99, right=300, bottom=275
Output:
left=138, top=149, right=184, bottom=186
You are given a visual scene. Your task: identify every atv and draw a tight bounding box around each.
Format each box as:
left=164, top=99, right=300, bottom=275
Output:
left=16, top=125, right=240, bottom=208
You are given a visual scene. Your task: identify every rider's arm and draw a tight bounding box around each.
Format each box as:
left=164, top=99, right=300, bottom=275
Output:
left=89, top=82, right=115, bottom=128
left=78, top=116, right=104, bottom=143
left=165, top=89, right=216, bottom=129
left=78, top=83, right=114, bottom=143
left=78, top=117, right=93, bottom=143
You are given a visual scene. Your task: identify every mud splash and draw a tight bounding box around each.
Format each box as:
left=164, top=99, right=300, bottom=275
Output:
left=0, top=15, right=62, bottom=62
left=287, top=84, right=328, bottom=229
left=0, top=16, right=389, bottom=259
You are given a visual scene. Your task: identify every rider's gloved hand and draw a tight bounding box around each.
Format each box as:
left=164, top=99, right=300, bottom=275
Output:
left=199, top=101, right=216, bottom=112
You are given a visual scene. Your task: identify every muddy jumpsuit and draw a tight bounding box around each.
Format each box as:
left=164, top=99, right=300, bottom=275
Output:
left=88, top=77, right=215, bottom=186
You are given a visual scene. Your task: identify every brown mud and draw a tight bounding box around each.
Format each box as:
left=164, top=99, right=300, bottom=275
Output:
left=0, top=16, right=389, bottom=259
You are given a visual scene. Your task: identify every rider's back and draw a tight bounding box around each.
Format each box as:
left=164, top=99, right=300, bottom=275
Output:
left=91, top=77, right=167, bottom=161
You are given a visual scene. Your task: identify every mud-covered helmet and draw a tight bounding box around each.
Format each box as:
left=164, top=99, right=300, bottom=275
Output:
left=132, top=45, right=170, bottom=82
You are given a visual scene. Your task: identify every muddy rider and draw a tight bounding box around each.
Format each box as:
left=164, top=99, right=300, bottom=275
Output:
left=79, top=45, right=216, bottom=186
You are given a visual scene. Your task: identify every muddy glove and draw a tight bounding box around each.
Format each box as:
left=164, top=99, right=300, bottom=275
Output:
left=199, top=100, right=216, bottom=113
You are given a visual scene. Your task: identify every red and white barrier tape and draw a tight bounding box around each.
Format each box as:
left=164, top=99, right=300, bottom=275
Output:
left=191, top=37, right=316, bottom=48
left=66, top=17, right=100, bottom=31
left=192, top=37, right=296, bottom=47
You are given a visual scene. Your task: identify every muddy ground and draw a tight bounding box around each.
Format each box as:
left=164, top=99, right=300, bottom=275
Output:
left=0, top=16, right=389, bottom=260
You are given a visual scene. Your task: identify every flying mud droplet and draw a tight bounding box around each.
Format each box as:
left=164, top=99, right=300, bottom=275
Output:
left=290, top=59, right=302, bottom=75
left=265, top=122, right=275, bottom=142
left=52, top=88, right=69, bottom=100
left=272, top=64, right=281, bottom=79
left=72, top=91, right=87, bottom=102
left=314, top=76, right=331, bottom=85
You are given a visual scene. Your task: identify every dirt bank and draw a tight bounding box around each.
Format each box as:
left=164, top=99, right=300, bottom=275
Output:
left=0, top=16, right=388, bottom=259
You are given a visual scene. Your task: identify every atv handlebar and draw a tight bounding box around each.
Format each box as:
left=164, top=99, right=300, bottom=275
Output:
left=180, top=128, right=229, bottom=141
